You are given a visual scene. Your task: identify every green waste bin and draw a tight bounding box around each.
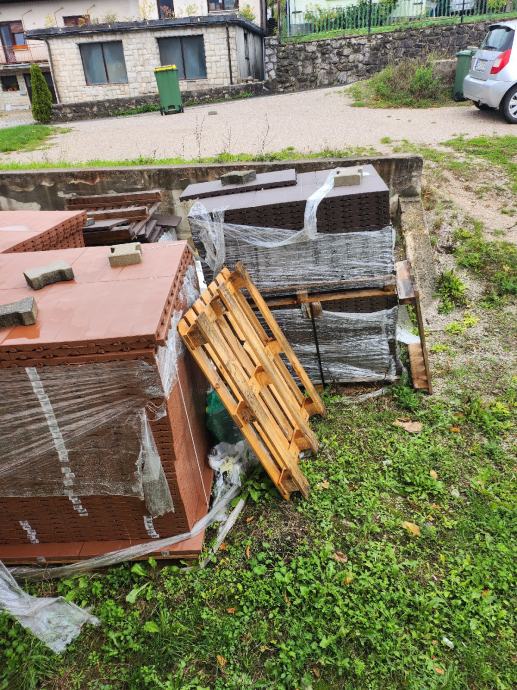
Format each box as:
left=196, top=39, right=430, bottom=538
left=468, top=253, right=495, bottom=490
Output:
left=453, top=49, right=476, bottom=102
left=154, top=64, right=183, bottom=115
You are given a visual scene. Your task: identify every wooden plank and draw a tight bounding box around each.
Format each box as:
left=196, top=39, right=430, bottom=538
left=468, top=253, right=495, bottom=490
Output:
left=87, top=206, right=149, bottom=221
left=396, top=260, right=415, bottom=304
left=265, top=285, right=397, bottom=308
left=84, top=218, right=129, bottom=231
left=408, top=343, right=430, bottom=391
left=66, top=190, right=161, bottom=210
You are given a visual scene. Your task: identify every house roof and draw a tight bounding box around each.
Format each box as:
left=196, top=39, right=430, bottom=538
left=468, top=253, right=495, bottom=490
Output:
left=26, top=14, right=264, bottom=40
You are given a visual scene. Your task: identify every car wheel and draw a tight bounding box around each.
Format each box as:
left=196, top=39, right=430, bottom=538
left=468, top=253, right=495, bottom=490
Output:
left=500, top=85, right=517, bottom=124
left=474, top=101, right=489, bottom=110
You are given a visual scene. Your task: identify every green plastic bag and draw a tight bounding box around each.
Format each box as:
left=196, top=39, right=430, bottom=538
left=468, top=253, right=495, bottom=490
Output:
left=206, top=389, right=242, bottom=444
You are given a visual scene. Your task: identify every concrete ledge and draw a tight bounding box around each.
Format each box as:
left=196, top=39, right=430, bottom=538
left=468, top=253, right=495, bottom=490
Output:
left=51, top=82, right=269, bottom=122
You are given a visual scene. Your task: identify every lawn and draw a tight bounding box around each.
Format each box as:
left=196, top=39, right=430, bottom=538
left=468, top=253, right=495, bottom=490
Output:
left=0, top=377, right=515, bottom=690
left=0, top=135, right=515, bottom=690
left=0, top=125, right=61, bottom=154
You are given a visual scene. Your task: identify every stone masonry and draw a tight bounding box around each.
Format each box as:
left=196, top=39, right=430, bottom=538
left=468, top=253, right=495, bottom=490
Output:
left=48, top=24, right=245, bottom=104
left=265, top=19, right=499, bottom=92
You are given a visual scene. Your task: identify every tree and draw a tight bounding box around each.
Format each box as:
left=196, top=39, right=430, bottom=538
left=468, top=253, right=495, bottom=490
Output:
left=30, top=64, right=53, bottom=124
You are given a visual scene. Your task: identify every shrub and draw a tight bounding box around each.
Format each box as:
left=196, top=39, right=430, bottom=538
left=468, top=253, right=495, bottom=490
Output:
left=30, top=64, right=53, bottom=124
left=240, top=4, right=256, bottom=22
left=304, top=0, right=398, bottom=32
left=352, top=57, right=452, bottom=108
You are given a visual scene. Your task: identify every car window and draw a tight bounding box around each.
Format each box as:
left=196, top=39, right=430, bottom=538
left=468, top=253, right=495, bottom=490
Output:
left=481, top=26, right=514, bottom=52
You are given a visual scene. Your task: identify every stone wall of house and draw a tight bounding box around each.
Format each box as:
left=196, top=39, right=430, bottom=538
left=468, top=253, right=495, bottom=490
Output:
left=265, top=19, right=498, bottom=92
left=50, top=80, right=268, bottom=121
left=47, top=24, right=250, bottom=104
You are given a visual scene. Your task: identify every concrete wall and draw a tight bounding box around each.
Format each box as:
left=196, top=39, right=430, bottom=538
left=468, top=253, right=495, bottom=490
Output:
left=265, top=19, right=498, bottom=92
left=47, top=23, right=259, bottom=104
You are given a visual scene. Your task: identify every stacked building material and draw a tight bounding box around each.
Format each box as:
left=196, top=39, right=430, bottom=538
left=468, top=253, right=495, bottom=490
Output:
left=0, top=242, right=211, bottom=564
left=0, top=211, right=86, bottom=254
left=66, top=190, right=181, bottom=246
left=183, top=166, right=414, bottom=387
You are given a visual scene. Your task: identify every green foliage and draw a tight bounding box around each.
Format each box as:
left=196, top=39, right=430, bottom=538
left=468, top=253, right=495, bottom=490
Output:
left=239, top=4, right=256, bottom=22
left=444, top=313, right=479, bottom=335
left=436, top=269, right=468, bottom=314
left=444, top=135, right=517, bottom=193
left=350, top=57, right=452, bottom=108
left=304, top=0, right=398, bottom=32
left=30, top=64, right=53, bottom=124
left=0, top=124, right=57, bottom=153
left=1, top=385, right=515, bottom=690
left=453, top=225, right=517, bottom=299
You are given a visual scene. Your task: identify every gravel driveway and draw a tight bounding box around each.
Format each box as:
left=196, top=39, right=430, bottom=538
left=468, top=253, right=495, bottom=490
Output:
left=0, top=86, right=512, bottom=165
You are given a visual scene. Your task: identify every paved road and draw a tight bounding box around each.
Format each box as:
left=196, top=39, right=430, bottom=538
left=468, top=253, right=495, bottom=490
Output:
left=0, top=86, right=512, bottom=165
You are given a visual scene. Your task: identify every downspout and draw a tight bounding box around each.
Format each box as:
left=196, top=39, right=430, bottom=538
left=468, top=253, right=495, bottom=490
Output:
left=44, top=39, right=61, bottom=104
left=225, top=25, right=234, bottom=86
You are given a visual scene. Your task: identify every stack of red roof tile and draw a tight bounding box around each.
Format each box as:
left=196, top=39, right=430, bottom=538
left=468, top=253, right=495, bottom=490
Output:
left=0, top=242, right=211, bottom=564
left=0, top=211, right=86, bottom=254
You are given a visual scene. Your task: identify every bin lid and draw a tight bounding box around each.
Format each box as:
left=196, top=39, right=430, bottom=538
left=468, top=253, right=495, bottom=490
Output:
left=154, top=64, right=177, bottom=72
left=456, top=49, right=476, bottom=56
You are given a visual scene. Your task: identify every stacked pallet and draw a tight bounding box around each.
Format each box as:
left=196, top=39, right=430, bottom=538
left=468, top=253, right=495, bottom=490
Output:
left=0, top=242, right=211, bottom=564
left=66, top=190, right=181, bottom=246
left=0, top=211, right=85, bottom=253
left=183, top=166, right=431, bottom=391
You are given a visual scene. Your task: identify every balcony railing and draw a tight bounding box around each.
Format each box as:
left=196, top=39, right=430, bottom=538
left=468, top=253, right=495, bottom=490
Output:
left=0, top=42, right=48, bottom=65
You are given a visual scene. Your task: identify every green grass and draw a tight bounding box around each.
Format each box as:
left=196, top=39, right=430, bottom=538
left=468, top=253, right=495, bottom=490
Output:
left=453, top=222, right=517, bottom=303
left=436, top=269, right=468, bottom=314
left=286, top=12, right=517, bottom=43
left=349, top=57, right=454, bottom=109
left=0, top=124, right=64, bottom=153
left=1, top=380, right=515, bottom=690
left=0, top=145, right=380, bottom=171
left=444, top=135, right=517, bottom=193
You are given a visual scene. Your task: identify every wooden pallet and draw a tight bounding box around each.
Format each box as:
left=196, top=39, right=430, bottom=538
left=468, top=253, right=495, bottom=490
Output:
left=178, top=263, right=325, bottom=500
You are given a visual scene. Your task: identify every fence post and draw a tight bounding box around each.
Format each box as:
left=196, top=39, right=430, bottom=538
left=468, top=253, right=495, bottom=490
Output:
left=460, top=0, right=465, bottom=24
left=367, top=0, right=373, bottom=34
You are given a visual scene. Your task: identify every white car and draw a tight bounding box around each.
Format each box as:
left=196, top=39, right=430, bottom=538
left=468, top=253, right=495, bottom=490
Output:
left=463, top=19, right=517, bottom=123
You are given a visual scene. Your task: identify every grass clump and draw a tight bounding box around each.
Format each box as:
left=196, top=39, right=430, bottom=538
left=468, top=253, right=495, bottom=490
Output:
left=0, top=124, right=58, bottom=153
left=444, top=135, right=517, bottom=193
left=436, top=269, right=468, bottom=314
left=349, top=57, right=452, bottom=108
left=454, top=224, right=517, bottom=301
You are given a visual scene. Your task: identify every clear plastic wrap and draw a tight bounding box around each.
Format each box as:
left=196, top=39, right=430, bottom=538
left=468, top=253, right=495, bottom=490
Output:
left=0, top=562, right=99, bottom=653
left=188, top=169, right=395, bottom=292
left=272, top=306, right=400, bottom=384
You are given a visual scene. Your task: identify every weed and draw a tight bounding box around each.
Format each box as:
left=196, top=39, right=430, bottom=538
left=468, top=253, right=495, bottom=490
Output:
left=436, top=270, right=468, bottom=314
left=349, top=58, right=453, bottom=108
left=444, top=135, right=517, bottom=192
left=444, top=313, right=479, bottom=335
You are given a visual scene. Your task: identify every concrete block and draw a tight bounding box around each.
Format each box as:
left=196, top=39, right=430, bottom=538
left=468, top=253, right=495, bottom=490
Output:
left=0, top=296, right=37, bottom=328
left=23, top=261, right=74, bottom=290
left=334, top=166, right=364, bottom=187
left=220, top=170, right=257, bottom=186
left=109, top=242, right=142, bottom=267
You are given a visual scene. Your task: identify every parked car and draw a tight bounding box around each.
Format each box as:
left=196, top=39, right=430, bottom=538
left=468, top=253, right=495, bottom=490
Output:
left=463, top=19, right=517, bottom=123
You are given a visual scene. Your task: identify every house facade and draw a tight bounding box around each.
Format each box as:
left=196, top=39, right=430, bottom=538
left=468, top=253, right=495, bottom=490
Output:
left=0, top=0, right=264, bottom=111
left=27, top=15, right=263, bottom=114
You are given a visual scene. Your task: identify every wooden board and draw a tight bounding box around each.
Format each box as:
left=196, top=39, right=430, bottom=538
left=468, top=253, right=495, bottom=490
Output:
left=87, top=206, right=149, bottom=221
left=178, top=262, right=325, bottom=500
left=66, top=190, right=161, bottom=210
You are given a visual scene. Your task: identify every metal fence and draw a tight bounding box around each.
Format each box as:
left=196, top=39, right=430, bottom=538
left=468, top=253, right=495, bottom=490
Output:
left=285, top=0, right=517, bottom=39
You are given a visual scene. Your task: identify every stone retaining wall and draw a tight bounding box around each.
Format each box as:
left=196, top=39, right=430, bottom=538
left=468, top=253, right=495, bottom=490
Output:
left=50, top=81, right=268, bottom=122
left=265, top=19, right=500, bottom=92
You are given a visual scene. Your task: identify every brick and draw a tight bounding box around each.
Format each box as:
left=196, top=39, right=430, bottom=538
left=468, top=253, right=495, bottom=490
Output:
left=0, top=296, right=37, bottom=328
left=23, top=260, right=75, bottom=290
left=334, top=166, right=364, bottom=187
left=221, top=170, right=257, bottom=186
left=108, top=242, right=143, bottom=267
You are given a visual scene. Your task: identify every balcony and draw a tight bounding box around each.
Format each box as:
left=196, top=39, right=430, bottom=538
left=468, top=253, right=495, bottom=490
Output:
left=0, top=42, right=48, bottom=66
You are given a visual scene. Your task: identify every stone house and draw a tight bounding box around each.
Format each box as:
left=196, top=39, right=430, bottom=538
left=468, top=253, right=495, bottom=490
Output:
left=27, top=15, right=264, bottom=117
left=0, top=0, right=264, bottom=111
